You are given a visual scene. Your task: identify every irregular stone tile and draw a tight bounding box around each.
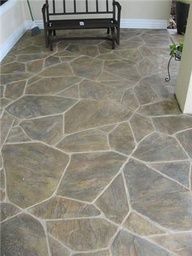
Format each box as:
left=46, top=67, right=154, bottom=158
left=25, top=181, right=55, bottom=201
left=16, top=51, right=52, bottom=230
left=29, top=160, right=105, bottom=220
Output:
left=5, top=80, right=25, bottom=100
left=104, top=60, right=140, bottom=82
left=21, top=115, right=63, bottom=145
left=152, top=233, right=192, bottom=256
left=98, top=124, right=116, bottom=133
left=142, top=33, right=170, bottom=47
left=153, top=116, right=192, bottom=135
left=66, top=44, right=99, bottom=57
left=111, top=229, right=172, bottom=256
left=1, top=73, right=30, bottom=85
left=27, top=59, right=44, bottom=73
left=176, top=130, right=192, bottom=158
left=6, top=126, right=30, bottom=143
left=57, top=129, right=108, bottom=152
left=97, top=71, right=122, bottom=82
left=109, top=123, right=135, bottom=155
left=135, top=81, right=159, bottom=105
left=139, top=100, right=181, bottom=116
left=0, top=111, right=15, bottom=147
left=47, top=218, right=117, bottom=251
left=45, top=56, right=61, bottom=67
left=73, top=250, right=110, bottom=256
left=97, top=52, right=122, bottom=61
left=39, top=63, right=73, bottom=77
left=58, top=84, right=79, bottom=98
left=133, top=133, right=187, bottom=162
left=29, top=196, right=100, bottom=219
left=1, top=213, right=49, bottom=255
left=2, top=143, right=69, bottom=208
left=65, top=99, right=132, bottom=134
left=1, top=62, right=25, bottom=74
left=0, top=169, right=5, bottom=189
left=123, top=159, right=192, bottom=230
left=17, top=53, right=48, bottom=62
left=0, top=86, right=4, bottom=97
left=71, top=56, right=103, bottom=80
left=121, top=88, right=139, bottom=111
left=57, top=152, right=126, bottom=202
left=130, top=114, right=154, bottom=142
left=123, top=212, right=164, bottom=236
left=150, top=161, right=190, bottom=188
left=101, top=80, right=135, bottom=90
left=6, top=95, right=77, bottom=119
left=96, top=174, right=129, bottom=223
left=0, top=189, right=5, bottom=201
left=79, top=80, right=123, bottom=101
left=0, top=202, right=20, bottom=221
left=26, top=76, right=81, bottom=95
left=137, top=58, right=157, bottom=76
left=16, top=45, right=48, bottom=54
left=48, top=235, right=70, bottom=256
left=0, top=98, right=11, bottom=114
left=114, top=48, right=142, bottom=63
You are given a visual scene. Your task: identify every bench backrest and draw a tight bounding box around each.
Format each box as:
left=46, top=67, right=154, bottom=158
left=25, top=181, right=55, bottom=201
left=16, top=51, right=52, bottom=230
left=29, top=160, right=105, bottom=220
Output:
left=46, top=0, right=115, bottom=15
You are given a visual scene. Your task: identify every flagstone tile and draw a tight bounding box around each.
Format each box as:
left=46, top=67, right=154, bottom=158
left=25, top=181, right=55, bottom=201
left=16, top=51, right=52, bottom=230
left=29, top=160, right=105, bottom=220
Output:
left=121, top=88, right=139, bottom=111
left=57, top=152, right=126, bottom=202
left=48, top=235, right=70, bottom=256
left=6, top=126, right=30, bottom=143
left=2, top=143, right=69, bottom=208
left=176, top=129, right=192, bottom=158
left=39, top=63, right=73, bottom=77
left=150, top=161, right=190, bottom=188
left=26, top=76, right=81, bottom=95
left=26, top=59, right=44, bottom=73
left=5, top=80, right=25, bottom=100
left=133, top=132, right=187, bottom=162
left=73, top=250, right=111, bottom=256
left=152, top=233, right=192, bottom=256
left=1, top=213, right=49, bottom=256
left=135, top=81, right=159, bottom=105
left=104, top=60, right=140, bottom=82
left=114, top=48, right=142, bottom=63
left=153, top=116, right=192, bottom=135
left=1, top=73, right=31, bottom=85
left=111, top=229, right=172, bottom=256
left=0, top=86, right=4, bottom=97
left=21, top=115, right=63, bottom=145
left=96, top=174, right=129, bottom=223
left=139, top=100, right=181, bottom=116
left=79, top=80, right=123, bottom=101
left=0, top=169, right=5, bottom=189
left=130, top=114, right=154, bottom=142
left=0, top=202, right=21, bottom=222
left=65, top=99, right=132, bottom=134
left=0, top=111, right=15, bottom=147
left=29, top=196, right=100, bottom=219
left=6, top=95, right=77, bottom=119
left=47, top=218, right=117, bottom=251
left=44, top=56, right=61, bottom=67
left=58, top=84, right=79, bottom=98
left=123, top=159, right=192, bottom=230
left=17, top=53, right=48, bottom=62
left=1, top=62, right=25, bottom=74
left=109, top=122, right=135, bottom=155
left=123, top=212, right=164, bottom=236
left=71, top=56, right=103, bottom=80
left=0, top=189, right=5, bottom=201
left=66, top=44, right=99, bottom=57
left=57, top=129, right=108, bottom=152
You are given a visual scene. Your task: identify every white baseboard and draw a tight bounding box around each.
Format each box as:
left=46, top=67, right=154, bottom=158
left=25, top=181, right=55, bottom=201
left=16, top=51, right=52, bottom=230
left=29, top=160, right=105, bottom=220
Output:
left=121, top=19, right=168, bottom=29
left=0, top=21, right=30, bottom=62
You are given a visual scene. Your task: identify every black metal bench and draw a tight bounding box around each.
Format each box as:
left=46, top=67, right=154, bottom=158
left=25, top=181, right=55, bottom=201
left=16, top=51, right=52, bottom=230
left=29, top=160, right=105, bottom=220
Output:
left=42, top=0, right=121, bottom=50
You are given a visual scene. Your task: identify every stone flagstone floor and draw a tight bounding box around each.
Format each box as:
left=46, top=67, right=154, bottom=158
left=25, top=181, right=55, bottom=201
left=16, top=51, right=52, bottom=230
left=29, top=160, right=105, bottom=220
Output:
left=0, top=29, right=192, bottom=256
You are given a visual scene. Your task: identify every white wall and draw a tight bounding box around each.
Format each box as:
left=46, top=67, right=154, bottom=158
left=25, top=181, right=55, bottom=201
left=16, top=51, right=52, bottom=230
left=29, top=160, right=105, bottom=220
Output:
left=176, top=4, right=192, bottom=114
left=0, top=0, right=27, bottom=61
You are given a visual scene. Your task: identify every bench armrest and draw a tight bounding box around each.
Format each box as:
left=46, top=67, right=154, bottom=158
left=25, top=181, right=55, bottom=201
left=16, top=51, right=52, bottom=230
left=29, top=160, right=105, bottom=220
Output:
left=42, top=3, right=49, bottom=26
left=113, top=1, right=121, bottom=24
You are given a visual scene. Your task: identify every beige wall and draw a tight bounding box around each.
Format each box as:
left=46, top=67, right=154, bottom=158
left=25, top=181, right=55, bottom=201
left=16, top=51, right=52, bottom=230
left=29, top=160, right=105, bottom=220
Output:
left=24, top=0, right=171, bottom=20
left=0, top=0, right=26, bottom=46
left=176, top=4, right=192, bottom=113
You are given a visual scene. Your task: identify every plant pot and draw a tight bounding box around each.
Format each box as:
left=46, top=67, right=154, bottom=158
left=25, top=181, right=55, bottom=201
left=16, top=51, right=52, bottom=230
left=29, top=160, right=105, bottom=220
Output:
left=176, top=1, right=190, bottom=34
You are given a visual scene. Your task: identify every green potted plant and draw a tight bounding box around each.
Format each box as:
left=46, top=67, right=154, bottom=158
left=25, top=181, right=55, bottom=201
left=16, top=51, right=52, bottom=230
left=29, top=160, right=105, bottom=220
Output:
left=169, top=42, right=184, bottom=60
left=176, top=0, right=190, bottom=34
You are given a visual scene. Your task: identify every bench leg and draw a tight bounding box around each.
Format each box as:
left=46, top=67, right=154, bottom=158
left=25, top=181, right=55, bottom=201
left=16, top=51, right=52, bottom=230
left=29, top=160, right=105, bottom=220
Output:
left=116, top=27, right=120, bottom=45
left=53, top=30, right=56, bottom=36
left=107, top=28, right=110, bottom=34
left=44, top=28, right=49, bottom=48
left=111, top=28, right=115, bottom=49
